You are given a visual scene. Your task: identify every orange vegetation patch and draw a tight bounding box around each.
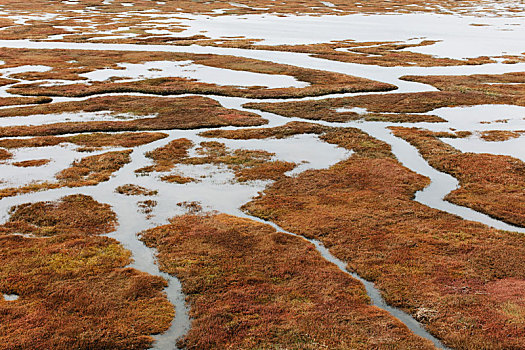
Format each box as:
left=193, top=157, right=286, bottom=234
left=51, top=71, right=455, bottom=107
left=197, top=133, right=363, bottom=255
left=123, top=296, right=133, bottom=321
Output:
left=115, top=184, right=158, bottom=196
left=225, top=39, right=495, bottom=67
left=401, top=72, right=525, bottom=98
left=10, top=69, right=396, bottom=99
left=176, top=201, right=203, bottom=214
left=11, top=72, right=393, bottom=99
left=0, top=78, right=16, bottom=87
left=161, top=174, right=195, bottom=184
left=139, top=138, right=296, bottom=182
left=183, top=141, right=296, bottom=182
left=200, top=121, right=329, bottom=139
left=244, top=94, right=457, bottom=123
left=0, top=148, right=12, bottom=161
left=0, top=96, right=52, bottom=107
left=0, top=234, right=173, bottom=349
left=0, top=0, right=516, bottom=41
left=480, top=130, right=523, bottom=142
left=56, top=150, right=132, bottom=186
left=12, top=159, right=51, bottom=167
left=0, top=150, right=132, bottom=199
left=138, top=200, right=157, bottom=216
left=0, top=0, right=521, bottom=18
left=137, top=138, right=193, bottom=174
left=0, top=96, right=266, bottom=137
left=486, top=278, right=525, bottom=306
left=244, top=87, right=525, bottom=123
left=0, top=21, right=68, bottom=40
left=242, top=126, right=525, bottom=349
left=140, top=213, right=433, bottom=349
left=235, top=161, right=296, bottom=182
left=1, top=48, right=395, bottom=98
left=391, top=127, right=525, bottom=227
left=0, top=194, right=116, bottom=237
left=0, top=132, right=168, bottom=149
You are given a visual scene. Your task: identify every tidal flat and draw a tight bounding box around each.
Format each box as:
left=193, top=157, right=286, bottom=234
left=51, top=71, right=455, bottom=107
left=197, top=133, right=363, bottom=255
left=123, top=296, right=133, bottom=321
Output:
left=0, top=0, right=524, bottom=349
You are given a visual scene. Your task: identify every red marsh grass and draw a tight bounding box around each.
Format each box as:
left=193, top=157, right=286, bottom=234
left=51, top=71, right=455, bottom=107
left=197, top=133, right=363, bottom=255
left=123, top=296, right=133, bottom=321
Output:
left=0, top=194, right=173, bottom=349
left=0, top=148, right=12, bottom=160
left=0, top=22, right=70, bottom=40
left=0, top=235, right=173, bottom=349
left=12, top=159, right=51, bottom=167
left=176, top=201, right=203, bottom=214
left=10, top=70, right=395, bottom=99
left=137, top=200, right=157, bottom=216
left=244, top=89, right=523, bottom=123
left=217, top=39, right=495, bottom=67
left=115, top=184, right=158, bottom=196
left=0, top=96, right=52, bottom=107
left=391, top=127, right=525, bottom=228
left=0, top=194, right=117, bottom=237
left=0, top=149, right=132, bottom=199
left=401, top=72, right=525, bottom=98
left=200, top=121, right=330, bottom=139
left=1, top=48, right=396, bottom=98
left=160, top=174, right=195, bottom=184
left=55, top=149, right=132, bottom=186
left=139, top=138, right=296, bottom=182
left=242, top=126, right=525, bottom=349
left=183, top=141, right=296, bottom=182
left=0, top=78, right=16, bottom=87
left=140, top=213, right=434, bottom=349
left=0, top=0, right=501, bottom=15
left=0, top=132, right=168, bottom=149
left=0, top=0, right=516, bottom=34
left=480, top=130, right=523, bottom=142
left=137, top=138, right=194, bottom=174
left=0, top=96, right=266, bottom=137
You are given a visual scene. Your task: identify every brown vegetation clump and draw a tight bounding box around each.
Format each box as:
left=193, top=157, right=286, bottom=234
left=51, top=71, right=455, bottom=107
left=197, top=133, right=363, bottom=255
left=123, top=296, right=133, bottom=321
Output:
left=244, top=87, right=525, bottom=122
left=0, top=96, right=266, bottom=137
left=226, top=39, right=495, bottom=67
left=391, top=127, right=525, bottom=227
left=183, top=141, right=296, bottom=182
left=0, top=194, right=117, bottom=237
left=140, top=213, right=434, bottom=349
left=56, top=150, right=132, bottom=186
left=246, top=71, right=525, bottom=121
left=11, top=69, right=395, bottom=99
left=137, top=138, right=194, bottom=174
left=0, top=132, right=168, bottom=149
left=11, top=159, right=51, bottom=167
left=401, top=72, right=525, bottom=98
left=0, top=148, right=12, bottom=161
left=235, top=161, right=296, bottom=182
left=138, top=200, right=157, bottom=216
left=200, top=121, right=330, bottom=139
left=0, top=0, right=516, bottom=43
left=160, top=174, right=195, bottom=184
left=0, top=150, right=132, bottom=199
left=139, top=138, right=296, bottom=182
left=0, top=78, right=16, bottom=87
left=242, top=126, right=525, bottom=349
left=0, top=96, right=52, bottom=107
left=0, top=0, right=520, bottom=22
left=480, top=130, right=523, bottom=142
left=176, top=201, right=203, bottom=214
left=115, top=184, right=158, bottom=196
left=0, top=234, right=173, bottom=350
left=0, top=21, right=69, bottom=40
left=2, top=48, right=395, bottom=98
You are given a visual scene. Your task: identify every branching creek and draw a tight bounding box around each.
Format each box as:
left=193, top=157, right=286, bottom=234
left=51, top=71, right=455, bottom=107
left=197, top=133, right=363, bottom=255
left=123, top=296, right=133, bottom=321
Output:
left=0, top=38, right=525, bottom=350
